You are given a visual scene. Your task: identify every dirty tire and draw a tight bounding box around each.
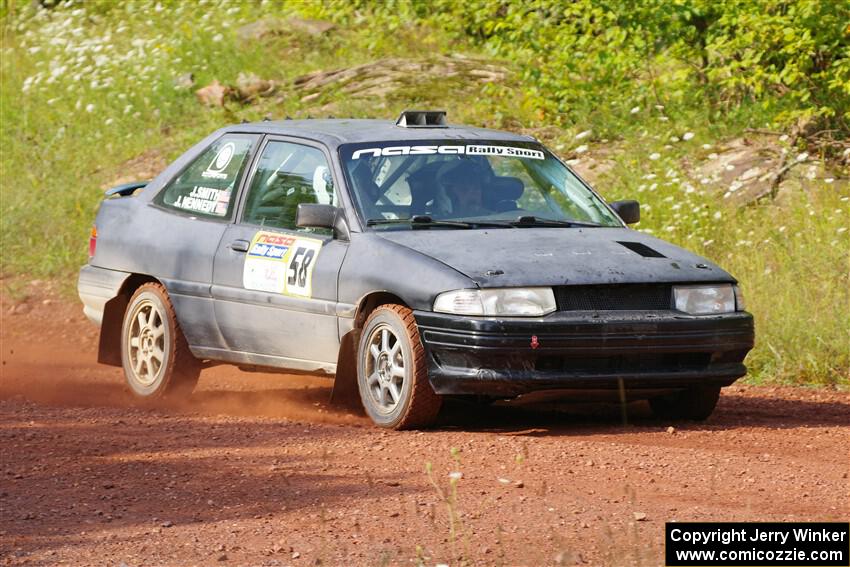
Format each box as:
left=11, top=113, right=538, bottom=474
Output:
left=357, top=305, right=442, bottom=429
left=121, top=283, right=200, bottom=400
left=649, top=385, right=721, bottom=421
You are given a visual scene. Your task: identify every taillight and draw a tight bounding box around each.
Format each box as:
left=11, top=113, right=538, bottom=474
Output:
left=88, top=226, right=97, bottom=259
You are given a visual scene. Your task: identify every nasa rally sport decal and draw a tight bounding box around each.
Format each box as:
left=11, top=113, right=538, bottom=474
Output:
left=242, top=231, right=323, bottom=298
left=351, top=144, right=545, bottom=160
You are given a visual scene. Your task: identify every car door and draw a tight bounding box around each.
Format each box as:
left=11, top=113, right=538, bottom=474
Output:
left=211, top=137, right=348, bottom=370
left=143, top=133, right=259, bottom=349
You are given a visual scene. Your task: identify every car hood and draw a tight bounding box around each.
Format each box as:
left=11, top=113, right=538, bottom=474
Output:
left=377, top=227, right=734, bottom=287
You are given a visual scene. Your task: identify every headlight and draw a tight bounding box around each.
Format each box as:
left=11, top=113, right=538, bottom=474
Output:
left=673, top=284, right=735, bottom=315
left=433, top=288, right=557, bottom=317
left=733, top=284, right=746, bottom=311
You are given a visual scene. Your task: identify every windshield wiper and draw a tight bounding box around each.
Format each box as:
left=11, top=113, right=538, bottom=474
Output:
left=510, top=215, right=603, bottom=228
left=367, top=215, right=518, bottom=229
left=366, top=215, right=474, bottom=229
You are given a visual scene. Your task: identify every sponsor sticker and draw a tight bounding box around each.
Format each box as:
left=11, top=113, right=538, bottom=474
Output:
left=202, top=142, right=236, bottom=180
left=351, top=145, right=545, bottom=160
left=466, top=145, right=544, bottom=160
left=243, top=231, right=323, bottom=298
left=173, top=185, right=231, bottom=216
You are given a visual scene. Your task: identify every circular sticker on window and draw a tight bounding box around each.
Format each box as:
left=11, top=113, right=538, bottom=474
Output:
left=203, top=142, right=236, bottom=180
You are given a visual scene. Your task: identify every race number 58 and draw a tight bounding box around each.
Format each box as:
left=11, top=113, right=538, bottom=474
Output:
left=285, top=240, right=322, bottom=297
left=287, top=247, right=315, bottom=288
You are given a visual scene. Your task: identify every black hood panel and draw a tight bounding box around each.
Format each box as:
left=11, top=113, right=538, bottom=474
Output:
left=377, top=228, right=733, bottom=287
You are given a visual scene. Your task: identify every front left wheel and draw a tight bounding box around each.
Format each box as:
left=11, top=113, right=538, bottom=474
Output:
left=357, top=304, right=442, bottom=429
left=121, top=283, right=200, bottom=400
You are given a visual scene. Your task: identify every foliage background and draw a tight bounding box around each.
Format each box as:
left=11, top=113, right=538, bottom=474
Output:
left=1, top=0, right=847, bottom=385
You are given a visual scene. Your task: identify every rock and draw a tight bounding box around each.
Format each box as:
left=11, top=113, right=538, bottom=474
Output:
left=497, top=477, right=511, bottom=485
left=161, top=520, right=173, bottom=528
left=10, top=303, right=30, bottom=315
left=514, top=480, right=524, bottom=488
left=195, top=80, right=230, bottom=107
left=173, top=72, right=195, bottom=90
left=691, top=134, right=847, bottom=205
left=236, top=16, right=334, bottom=42
left=666, top=426, right=676, bottom=434
left=234, top=72, right=275, bottom=101
left=103, top=149, right=167, bottom=190
left=633, top=512, right=647, bottom=521
left=216, top=553, right=228, bottom=562
left=293, top=55, right=509, bottom=104
left=288, top=16, right=335, bottom=36
left=291, top=551, right=300, bottom=559
left=236, top=18, right=287, bottom=42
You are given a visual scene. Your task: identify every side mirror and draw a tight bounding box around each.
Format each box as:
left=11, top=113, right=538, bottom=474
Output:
left=610, top=200, right=640, bottom=224
left=296, top=203, right=350, bottom=240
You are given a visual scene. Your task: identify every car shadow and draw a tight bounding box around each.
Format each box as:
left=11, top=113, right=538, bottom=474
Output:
left=432, top=390, right=850, bottom=435
left=3, top=374, right=847, bottom=435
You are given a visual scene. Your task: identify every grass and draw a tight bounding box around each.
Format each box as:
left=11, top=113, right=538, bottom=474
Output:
left=1, top=1, right=847, bottom=386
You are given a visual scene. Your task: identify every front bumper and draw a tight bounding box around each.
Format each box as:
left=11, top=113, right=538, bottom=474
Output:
left=414, top=310, right=754, bottom=397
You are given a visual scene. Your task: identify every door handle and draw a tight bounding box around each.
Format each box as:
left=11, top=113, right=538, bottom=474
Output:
left=229, top=239, right=250, bottom=253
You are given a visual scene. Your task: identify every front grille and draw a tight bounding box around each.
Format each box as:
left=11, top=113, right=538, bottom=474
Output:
left=554, top=284, right=672, bottom=311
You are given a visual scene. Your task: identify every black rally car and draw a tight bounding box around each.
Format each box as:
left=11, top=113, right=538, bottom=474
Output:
left=78, top=111, right=754, bottom=429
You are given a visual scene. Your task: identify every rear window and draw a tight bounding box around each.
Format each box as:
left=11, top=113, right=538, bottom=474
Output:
left=156, top=135, right=256, bottom=219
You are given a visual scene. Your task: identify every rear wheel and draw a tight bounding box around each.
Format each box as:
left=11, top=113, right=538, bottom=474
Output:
left=649, top=385, right=721, bottom=421
left=121, top=283, right=200, bottom=399
left=357, top=305, right=442, bottom=429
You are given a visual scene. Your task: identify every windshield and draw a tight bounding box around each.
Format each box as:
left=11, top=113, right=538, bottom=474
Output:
left=339, top=140, right=621, bottom=229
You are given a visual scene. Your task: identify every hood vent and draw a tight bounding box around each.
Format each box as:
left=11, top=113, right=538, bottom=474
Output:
left=616, top=241, right=666, bottom=258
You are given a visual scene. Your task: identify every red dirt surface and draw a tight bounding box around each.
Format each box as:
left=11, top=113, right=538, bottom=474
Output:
left=1, top=291, right=848, bottom=566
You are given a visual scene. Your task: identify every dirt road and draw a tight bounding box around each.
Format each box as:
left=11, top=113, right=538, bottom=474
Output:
left=1, top=293, right=848, bottom=566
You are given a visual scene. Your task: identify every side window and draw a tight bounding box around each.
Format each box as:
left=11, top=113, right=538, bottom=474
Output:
left=242, top=141, right=336, bottom=232
left=156, top=135, right=255, bottom=219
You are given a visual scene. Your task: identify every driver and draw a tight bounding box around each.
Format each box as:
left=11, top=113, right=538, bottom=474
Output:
left=437, top=161, right=492, bottom=218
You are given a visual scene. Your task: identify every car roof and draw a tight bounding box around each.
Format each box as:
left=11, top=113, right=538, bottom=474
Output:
left=221, top=119, right=536, bottom=148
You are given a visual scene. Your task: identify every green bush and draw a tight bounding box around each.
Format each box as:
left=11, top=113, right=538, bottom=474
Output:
left=307, top=0, right=850, bottom=138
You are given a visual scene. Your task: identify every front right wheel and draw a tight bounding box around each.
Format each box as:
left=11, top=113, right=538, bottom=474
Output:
left=357, top=304, right=442, bottom=429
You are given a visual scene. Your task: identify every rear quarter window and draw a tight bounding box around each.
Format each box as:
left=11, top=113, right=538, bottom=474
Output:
left=156, top=135, right=256, bottom=219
